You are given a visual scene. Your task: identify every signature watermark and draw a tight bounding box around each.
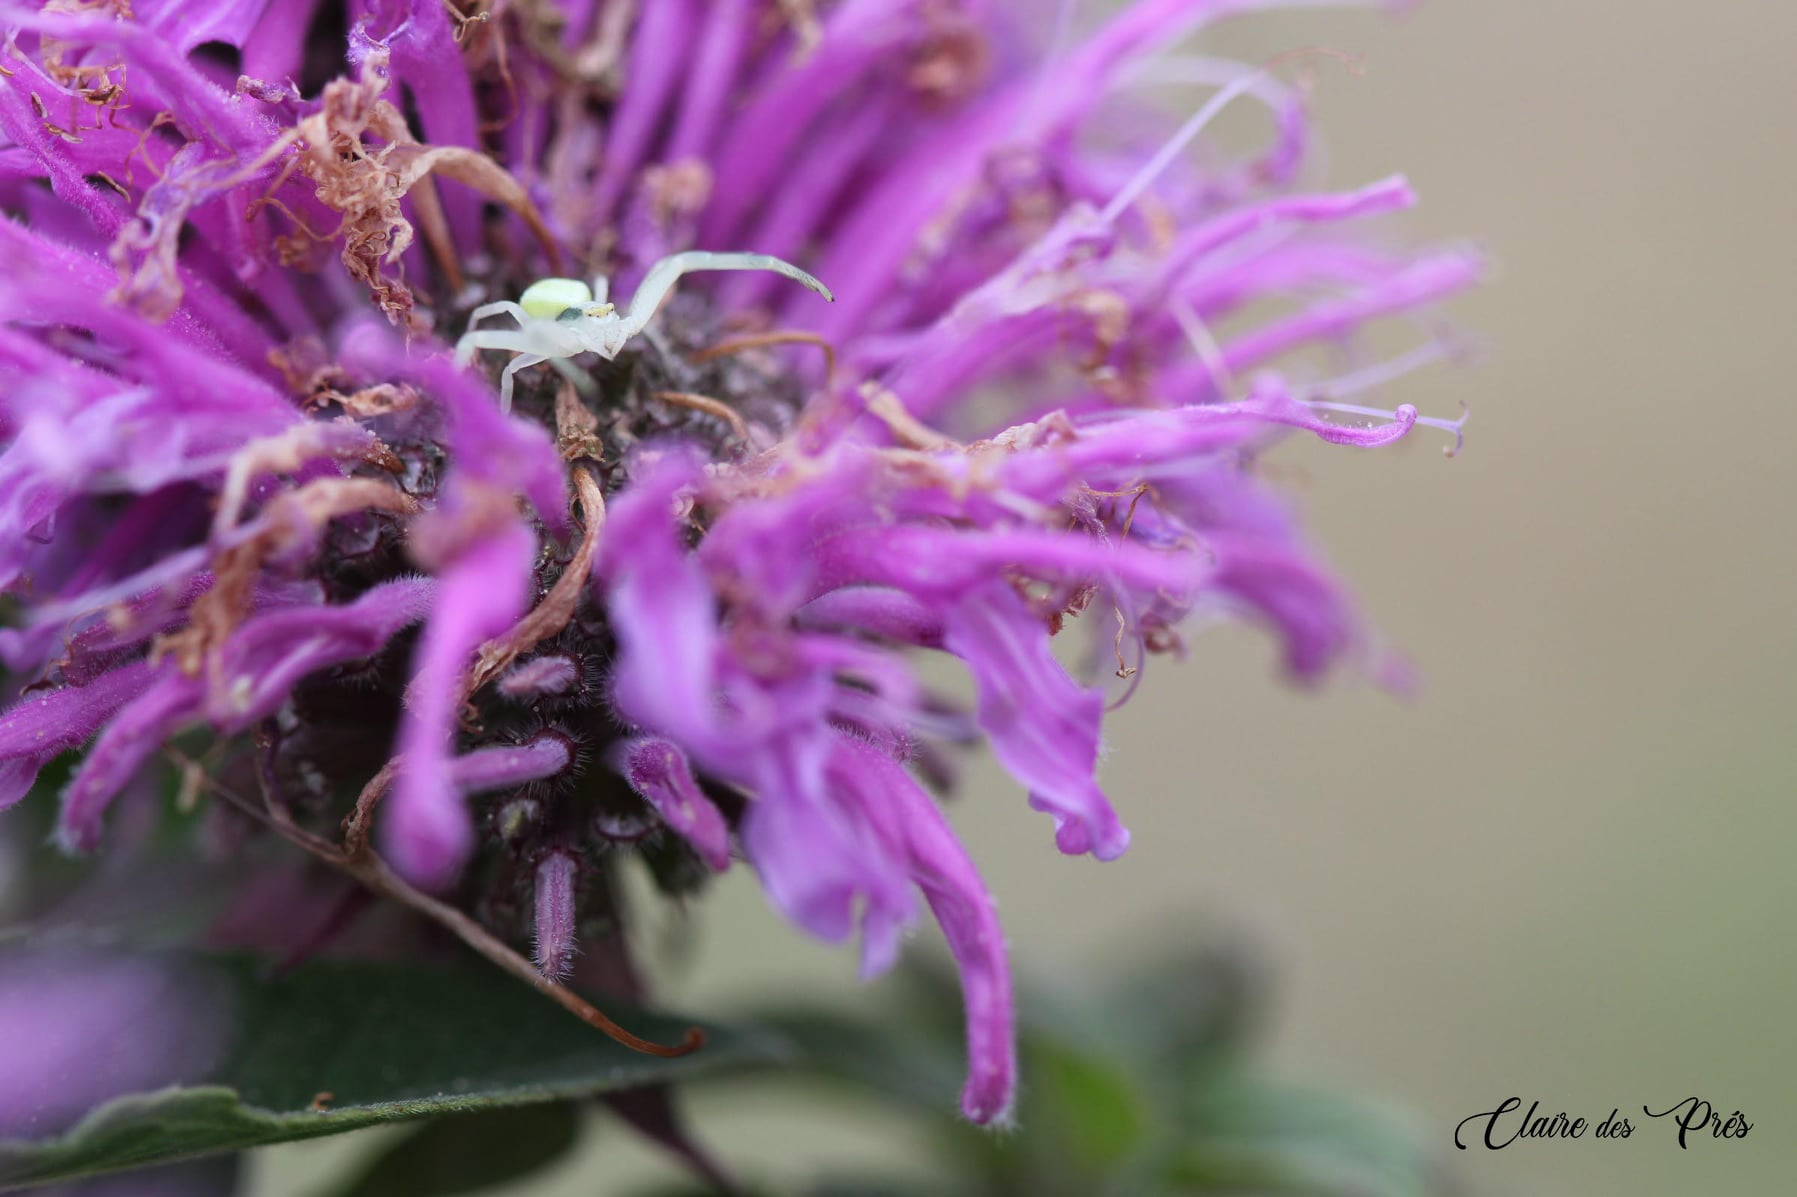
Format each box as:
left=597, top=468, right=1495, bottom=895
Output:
left=1454, top=1097, right=1754, bottom=1150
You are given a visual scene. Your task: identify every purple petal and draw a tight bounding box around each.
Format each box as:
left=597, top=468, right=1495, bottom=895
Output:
left=942, top=589, right=1130, bottom=861
left=739, top=743, right=916, bottom=973
left=208, top=578, right=436, bottom=729
left=533, top=851, right=579, bottom=980
left=0, top=661, right=158, bottom=810
left=450, top=735, right=573, bottom=796
left=598, top=450, right=725, bottom=754
left=386, top=522, right=536, bottom=890
left=831, top=736, right=1016, bottom=1124
left=498, top=655, right=583, bottom=700
left=615, top=737, right=733, bottom=872
left=58, top=667, right=203, bottom=853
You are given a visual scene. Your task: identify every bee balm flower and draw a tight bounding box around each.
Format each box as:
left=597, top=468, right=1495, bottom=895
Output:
left=0, top=0, right=1474, bottom=1125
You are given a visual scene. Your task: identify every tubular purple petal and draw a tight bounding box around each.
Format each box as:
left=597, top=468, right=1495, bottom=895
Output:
left=57, top=667, right=203, bottom=853
left=593, top=0, right=698, bottom=226
left=739, top=742, right=918, bottom=979
left=943, top=588, right=1130, bottom=861
left=450, top=734, right=574, bottom=796
left=616, top=737, right=734, bottom=873
left=532, top=850, right=580, bottom=980
left=0, top=661, right=157, bottom=810
left=825, top=734, right=1015, bottom=1122
left=499, top=656, right=583, bottom=701
left=386, top=522, right=536, bottom=890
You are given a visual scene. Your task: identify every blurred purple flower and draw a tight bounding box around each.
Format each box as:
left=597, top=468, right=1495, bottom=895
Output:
left=0, top=0, right=1474, bottom=1123
left=0, top=948, right=231, bottom=1140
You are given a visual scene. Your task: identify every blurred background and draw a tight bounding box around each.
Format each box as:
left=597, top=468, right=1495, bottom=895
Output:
left=250, top=1, right=1797, bottom=1194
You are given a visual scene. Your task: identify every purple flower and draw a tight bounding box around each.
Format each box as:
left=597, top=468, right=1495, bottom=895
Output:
left=0, top=948, right=231, bottom=1140
left=0, top=0, right=1474, bottom=1124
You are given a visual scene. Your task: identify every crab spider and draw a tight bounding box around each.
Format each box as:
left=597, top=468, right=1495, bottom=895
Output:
left=455, top=250, right=834, bottom=412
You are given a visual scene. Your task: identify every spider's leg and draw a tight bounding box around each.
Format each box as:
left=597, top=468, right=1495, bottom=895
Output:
left=455, top=305, right=529, bottom=365
left=499, top=353, right=548, bottom=413
left=635, top=323, right=701, bottom=391
left=620, top=251, right=834, bottom=339
left=641, top=323, right=680, bottom=367
left=590, top=275, right=610, bottom=307
left=547, top=356, right=596, bottom=396
left=466, top=300, right=529, bottom=331
left=455, top=329, right=539, bottom=366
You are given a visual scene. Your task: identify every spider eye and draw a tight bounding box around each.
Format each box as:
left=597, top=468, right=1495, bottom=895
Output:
left=520, top=277, right=594, bottom=319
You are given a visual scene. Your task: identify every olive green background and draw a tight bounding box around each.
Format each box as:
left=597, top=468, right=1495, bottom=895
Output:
left=252, top=2, right=1797, bottom=1193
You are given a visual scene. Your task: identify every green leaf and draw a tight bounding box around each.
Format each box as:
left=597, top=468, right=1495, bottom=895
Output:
left=1028, top=1042, right=1150, bottom=1171
left=745, top=1009, right=965, bottom=1115
left=1100, top=929, right=1269, bottom=1075
left=729, top=954, right=1452, bottom=1197
left=324, top=1102, right=581, bottom=1197
left=0, top=949, right=786, bottom=1192
left=1168, top=1079, right=1443, bottom=1197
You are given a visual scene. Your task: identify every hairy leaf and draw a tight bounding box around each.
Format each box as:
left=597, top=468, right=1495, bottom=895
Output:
left=326, top=1102, right=581, bottom=1197
left=0, top=948, right=783, bottom=1191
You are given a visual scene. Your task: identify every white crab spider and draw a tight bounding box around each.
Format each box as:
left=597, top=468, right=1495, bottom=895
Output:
left=455, top=250, right=834, bottom=412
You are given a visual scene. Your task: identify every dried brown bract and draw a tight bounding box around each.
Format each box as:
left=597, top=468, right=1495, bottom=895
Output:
left=250, top=46, right=557, bottom=329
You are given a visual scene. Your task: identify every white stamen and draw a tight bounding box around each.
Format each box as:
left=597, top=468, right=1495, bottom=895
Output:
left=1102, top=69, right=1277, bottom=224
left=1026, top=0, right=1081, bottom=126
left=1103, top=46, right=1364, bottom=226
left=1170, top=298, right=1233, bottom=397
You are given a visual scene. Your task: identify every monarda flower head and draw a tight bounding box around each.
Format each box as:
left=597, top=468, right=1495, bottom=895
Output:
left=0, top=0, right=1475, bottom=1125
